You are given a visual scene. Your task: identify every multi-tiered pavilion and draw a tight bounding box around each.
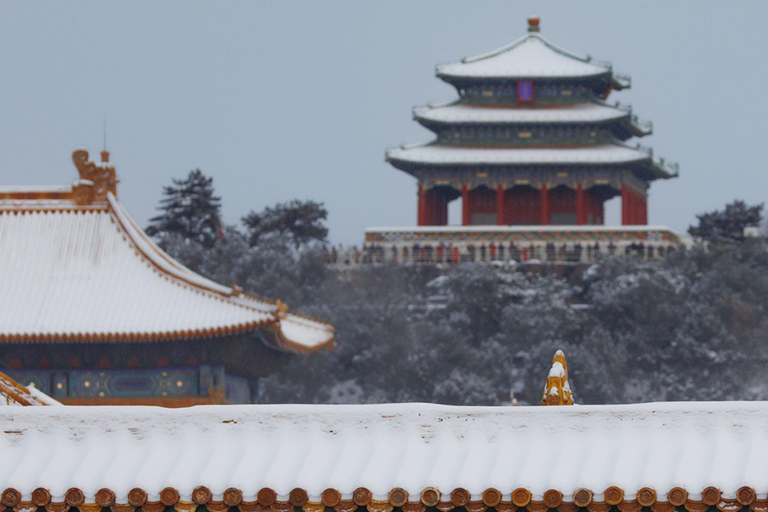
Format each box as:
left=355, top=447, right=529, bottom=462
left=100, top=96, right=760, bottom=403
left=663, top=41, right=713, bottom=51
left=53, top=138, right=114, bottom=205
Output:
left=370, top=18, right=681, bottom=263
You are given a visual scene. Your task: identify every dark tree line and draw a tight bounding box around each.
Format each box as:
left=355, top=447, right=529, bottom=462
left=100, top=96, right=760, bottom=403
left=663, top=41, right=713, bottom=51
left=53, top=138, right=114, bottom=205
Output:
left=688, top=200, right=763, bottom=243
left=146, top=171, right=768, bottom=405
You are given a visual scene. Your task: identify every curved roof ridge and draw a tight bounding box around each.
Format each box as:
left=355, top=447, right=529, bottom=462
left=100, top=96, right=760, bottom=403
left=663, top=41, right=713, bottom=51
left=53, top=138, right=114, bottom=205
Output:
left=459, top=33, right=532, bottom=64
left=107, top=193, right=334, bottom=351
left=108, top=194, right=234, bottom=297
left=532, top=33, right=603, bottom=67
left=108, top=193, right=276, bottom=313
left=417, top=98, right=461, bottom=112
left=436, top=32, right=610, bottom=81
left=461, top=32, right=599, bottom=68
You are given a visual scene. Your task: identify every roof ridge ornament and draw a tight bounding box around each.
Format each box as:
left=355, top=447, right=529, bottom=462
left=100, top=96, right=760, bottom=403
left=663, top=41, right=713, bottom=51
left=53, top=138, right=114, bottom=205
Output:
left=71, top=148, right=118, bottom=205
left=527, top=16, right=540, bottom=33
left=542, top=350, right=574, bottom=405
left=274, top=299, right=289, bottom=320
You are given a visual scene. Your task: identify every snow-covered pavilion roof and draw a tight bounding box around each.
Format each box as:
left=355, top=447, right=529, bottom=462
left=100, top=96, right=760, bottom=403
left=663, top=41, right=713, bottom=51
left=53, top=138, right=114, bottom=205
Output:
left=0, top=402, right=766, bottom=511
left=388, top=143, right=641, bottom=166
left=0, top=151, right=334, bottom=353
left=386, top=143, right=675, bottom=180
left=435, top=22, right=624, bottom=87
left=414, top=102, right=629, bottom=126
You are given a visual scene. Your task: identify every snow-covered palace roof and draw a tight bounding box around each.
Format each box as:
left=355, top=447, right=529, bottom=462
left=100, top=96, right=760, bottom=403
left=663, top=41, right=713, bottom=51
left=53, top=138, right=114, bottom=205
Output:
left=0, top=149, right=334, bottom=352
left=0, top=402, right=767, bottom=511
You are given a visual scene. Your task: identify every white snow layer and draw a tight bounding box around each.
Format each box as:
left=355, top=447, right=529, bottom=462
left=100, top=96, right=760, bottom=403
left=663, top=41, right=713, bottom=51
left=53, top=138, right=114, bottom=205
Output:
left=0, top=184, right=73, bottom=194
left=436, top=34, right=609, bottom=80
left=415, top=102, right=627, bottom=125
left=24, top=386, right=62, bottom=406
left=0, top=207, right=270, bottom=337
left=0, top=402, right=767, bottom=503
left=386, top=144, right=648, bottom=166
left=0, top=194, right=333, bottom=349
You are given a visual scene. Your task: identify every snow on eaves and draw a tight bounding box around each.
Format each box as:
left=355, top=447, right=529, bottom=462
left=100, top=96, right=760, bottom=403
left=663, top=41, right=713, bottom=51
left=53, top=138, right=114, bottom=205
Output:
left=386, top=143, right=648, bottom=167
left=414, top=102, right=628, bottom=125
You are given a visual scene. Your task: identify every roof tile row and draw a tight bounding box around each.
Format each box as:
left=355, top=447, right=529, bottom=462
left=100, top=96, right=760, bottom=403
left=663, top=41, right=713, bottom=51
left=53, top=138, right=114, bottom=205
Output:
left=2, top=485, right=765, bottom=512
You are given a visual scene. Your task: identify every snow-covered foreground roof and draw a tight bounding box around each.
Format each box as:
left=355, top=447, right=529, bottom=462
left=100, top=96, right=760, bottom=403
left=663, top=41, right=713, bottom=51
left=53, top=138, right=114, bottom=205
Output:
left=414, top=102, right=628, bottom=126
left=436, top=32, right=611, bottom=82
left=387, top=143, right=649, bottom=167
left=0, top=402, right=766, bottom=509
left=0, top=174, right=334, bottom=352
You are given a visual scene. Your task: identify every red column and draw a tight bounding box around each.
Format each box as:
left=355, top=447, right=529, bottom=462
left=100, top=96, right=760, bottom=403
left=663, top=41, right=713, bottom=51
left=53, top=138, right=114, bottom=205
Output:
left=436, top=194, right=447, bottom=226
left=631, top=189, right=637, bottom=225
left=417, top=185, right=426, bottom=226
left=621, top=184, right=629, bottom=225
left=629, top=190, right=639, bottom=226
left=496, top=185, right=505, bottom=226
left=576, top=183, right=584, bottom=225
left=633, top=191, right=639, bottom=225
left=541, top=184, right=549, bottom=225
left=639, top=192, right=648, bottom=225
left=462, top=184, right=470, bottom=226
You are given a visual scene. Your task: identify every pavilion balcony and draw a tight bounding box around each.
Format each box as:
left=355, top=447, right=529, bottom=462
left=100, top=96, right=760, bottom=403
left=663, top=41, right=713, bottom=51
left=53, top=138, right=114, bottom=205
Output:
left=355, top=226, right=685, bottom=265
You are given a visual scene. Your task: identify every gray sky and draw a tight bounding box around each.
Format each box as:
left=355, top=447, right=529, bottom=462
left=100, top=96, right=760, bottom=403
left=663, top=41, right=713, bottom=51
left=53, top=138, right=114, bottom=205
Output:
left=1, top=2, right=767, bottom=244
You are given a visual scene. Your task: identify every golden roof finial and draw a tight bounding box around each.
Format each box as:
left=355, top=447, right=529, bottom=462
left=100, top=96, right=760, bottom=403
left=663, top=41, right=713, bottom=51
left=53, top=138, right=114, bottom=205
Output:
left=528, top=16, right=540, bottom=33
left=274, top=299, right=289, bottom=319
left=542, top=350, right=574, bottom=405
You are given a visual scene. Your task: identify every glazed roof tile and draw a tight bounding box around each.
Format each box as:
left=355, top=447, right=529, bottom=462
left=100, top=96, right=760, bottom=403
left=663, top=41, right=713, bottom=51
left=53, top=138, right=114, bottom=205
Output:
left=0, top=402, right=766, bottom=507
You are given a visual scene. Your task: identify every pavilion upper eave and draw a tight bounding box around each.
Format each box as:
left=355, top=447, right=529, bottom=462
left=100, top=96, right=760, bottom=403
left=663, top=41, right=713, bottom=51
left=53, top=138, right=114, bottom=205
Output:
left=435, top=32, right=613, bottom=85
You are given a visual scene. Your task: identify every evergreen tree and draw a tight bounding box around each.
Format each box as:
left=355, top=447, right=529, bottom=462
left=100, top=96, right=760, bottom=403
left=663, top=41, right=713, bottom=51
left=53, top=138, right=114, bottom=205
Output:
left=146, top=169, right=222, bottom=248
left=688, top=200, right=763, bottom=243
left=242, top=199, right=328, bottom=248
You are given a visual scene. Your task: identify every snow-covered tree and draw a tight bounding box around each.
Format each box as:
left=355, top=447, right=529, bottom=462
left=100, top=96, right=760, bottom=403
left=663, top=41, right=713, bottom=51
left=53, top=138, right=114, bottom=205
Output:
left=242, top=199, right=328, bottom=249
left=688, top=200, right=763, bottom=243
left=146, top=188, right=768, bottom=406
left=146, top=169, right=222, bottom=248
